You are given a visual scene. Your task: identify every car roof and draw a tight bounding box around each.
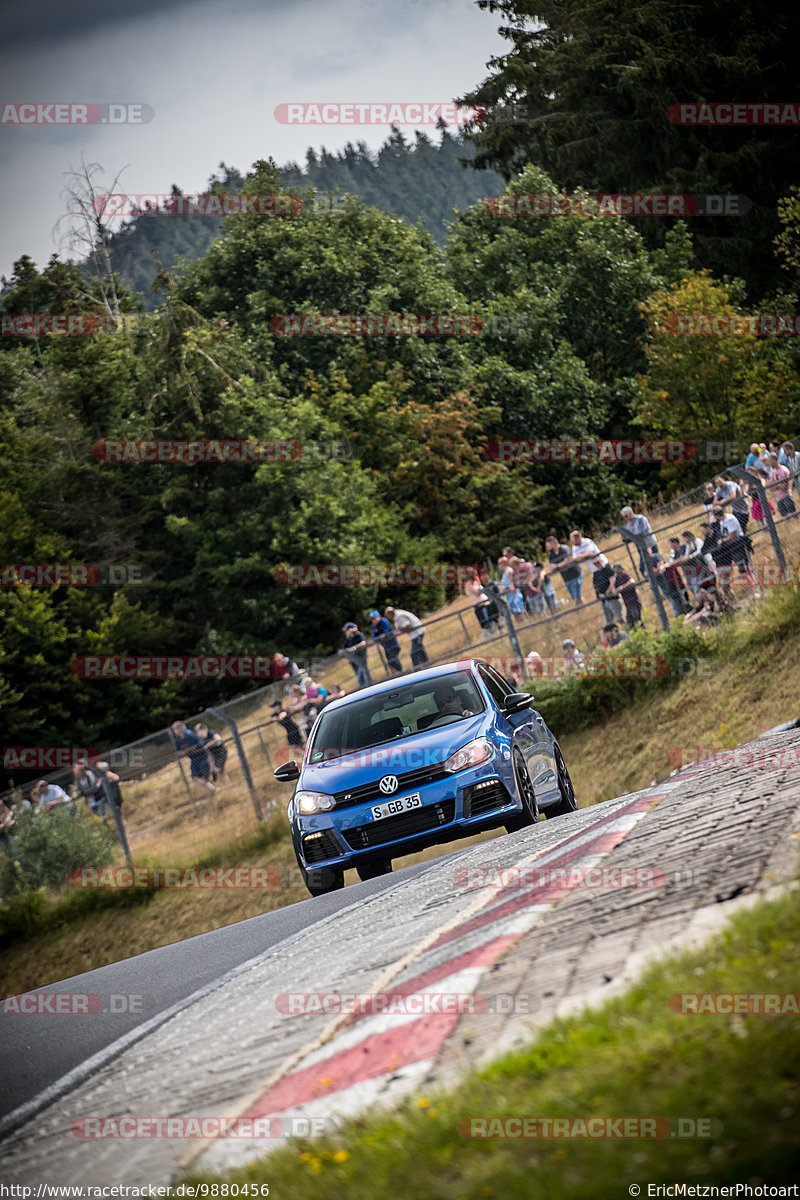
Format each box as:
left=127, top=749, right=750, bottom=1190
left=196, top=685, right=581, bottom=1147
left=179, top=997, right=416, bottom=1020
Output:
left=319, top=659, right=488, bottom=714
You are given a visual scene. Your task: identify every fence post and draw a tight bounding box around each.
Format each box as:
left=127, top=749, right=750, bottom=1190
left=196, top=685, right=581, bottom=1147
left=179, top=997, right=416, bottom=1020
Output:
left=456, top=608, right=470, bottom=646
left=484, top=581, right=523, bottom=668
left=255, top=724, right=272, bottom=765
left=729, top=466, right=785, bottom=569
left=612, top=525, right=670, bottom=631
left=175, top=754, right=197, bottom=810
left=208, top=706, right=263, bottom=822
left=101, top=776, right=133, bottom=867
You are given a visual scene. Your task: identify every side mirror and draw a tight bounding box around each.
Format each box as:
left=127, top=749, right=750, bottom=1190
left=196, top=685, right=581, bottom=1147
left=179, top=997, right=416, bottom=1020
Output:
left=273, top=761, right=301, bottom=783
left=503, top=691, right=533, bottom=714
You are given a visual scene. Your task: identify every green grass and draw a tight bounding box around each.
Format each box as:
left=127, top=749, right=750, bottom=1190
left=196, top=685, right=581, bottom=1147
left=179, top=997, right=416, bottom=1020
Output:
left=0, top=809, right=290, bottom=950
left=184, top=883, right=800, bottom=1198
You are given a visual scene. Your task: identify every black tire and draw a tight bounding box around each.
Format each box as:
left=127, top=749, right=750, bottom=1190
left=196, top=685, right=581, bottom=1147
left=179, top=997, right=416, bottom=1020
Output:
left=504, top=748, right=540, bottom=833
left=548, top=742, right=578, bottom=817
left=356, top=858, right=393, bottom=882
left=300, top=863, right=345, bottom=896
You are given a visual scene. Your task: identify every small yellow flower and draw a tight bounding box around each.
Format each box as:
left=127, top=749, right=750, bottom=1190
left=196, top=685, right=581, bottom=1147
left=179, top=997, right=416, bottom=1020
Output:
left=299, top=1152, right=313, bottom=1163
left=333, top=1150, right=350, bottom=1163
left=416, top=1097, right=431, bottom=1108
left=309, top=1157, right=323, bottom=1174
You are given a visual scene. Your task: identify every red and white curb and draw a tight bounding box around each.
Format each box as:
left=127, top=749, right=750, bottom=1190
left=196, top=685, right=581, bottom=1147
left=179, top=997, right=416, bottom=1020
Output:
left=194, top=790, right=662, bottom=1171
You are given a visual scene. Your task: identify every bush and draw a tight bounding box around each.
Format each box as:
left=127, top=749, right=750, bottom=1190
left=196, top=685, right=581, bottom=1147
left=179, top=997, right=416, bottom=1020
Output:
left=526, top=622, right=715, bottom=737
left=0, top=807, right=116, bottom=898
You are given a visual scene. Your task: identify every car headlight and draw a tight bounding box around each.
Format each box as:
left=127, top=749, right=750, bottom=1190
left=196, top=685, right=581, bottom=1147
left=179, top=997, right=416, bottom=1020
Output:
left=295, top=790, right=336, bottom=814
left=444, top=738, right=494, bottom=774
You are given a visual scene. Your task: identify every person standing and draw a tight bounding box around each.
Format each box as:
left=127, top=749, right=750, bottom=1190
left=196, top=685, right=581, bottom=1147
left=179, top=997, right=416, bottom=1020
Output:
left=713, top=474, right=750, bottom=533
left=171, top=720, right=217, bottom=795
left=339, top=622, right=373, bottom=688
left=194, top=722, right=232, bottom=787
left=781, top=442, right=800, bottom=502
left=368, top=609, right=403, bottom=674
left=608, top=563, right=644, bottom=629
left=768, top=452, right=796, bottom=518
left=545, top=534, right=583, bottom=605
left=569, top=530, right=608, bottom=610
left=464, top=569, right=498, bottom=639
left=670, top=530, right=716, bottom=597
left=73, top=762, right=122, bottom=823
left=269, top=701, right=305, bottom=750
left=384, top=605, right=429, bottom=667
left=591, top=555, right=624, bottom=625
left=499, top=556, right=526, bottom=623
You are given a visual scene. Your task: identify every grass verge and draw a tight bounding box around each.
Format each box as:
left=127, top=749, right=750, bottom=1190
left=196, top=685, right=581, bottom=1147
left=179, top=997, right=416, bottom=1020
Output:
left=184, top=882, right=800, bottom=1198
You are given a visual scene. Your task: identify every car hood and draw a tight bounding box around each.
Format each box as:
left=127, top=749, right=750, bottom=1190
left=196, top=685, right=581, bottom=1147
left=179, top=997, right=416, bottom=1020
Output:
left=297, top=715, right=489, bottom=792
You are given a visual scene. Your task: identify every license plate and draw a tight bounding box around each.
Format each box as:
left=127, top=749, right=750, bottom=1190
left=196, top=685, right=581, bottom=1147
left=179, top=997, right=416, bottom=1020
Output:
left=371, top=792, right=422, bottom=821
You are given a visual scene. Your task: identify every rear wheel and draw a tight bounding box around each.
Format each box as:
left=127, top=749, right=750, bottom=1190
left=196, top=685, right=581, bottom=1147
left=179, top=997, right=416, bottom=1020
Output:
left=549, top=743, right=578, bottom=817
left=356, top=858, right=393, bottom=882
left=504, top=749, right=539, bottom=832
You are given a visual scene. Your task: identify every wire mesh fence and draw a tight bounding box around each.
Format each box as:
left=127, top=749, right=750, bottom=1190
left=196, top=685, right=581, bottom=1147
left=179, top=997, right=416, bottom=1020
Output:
left=3, top=445, right=798, bottom=888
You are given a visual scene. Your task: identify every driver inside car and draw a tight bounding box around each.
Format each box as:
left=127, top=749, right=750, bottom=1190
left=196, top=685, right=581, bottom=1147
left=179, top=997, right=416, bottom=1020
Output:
left=433, top=684, right=475, bottom=718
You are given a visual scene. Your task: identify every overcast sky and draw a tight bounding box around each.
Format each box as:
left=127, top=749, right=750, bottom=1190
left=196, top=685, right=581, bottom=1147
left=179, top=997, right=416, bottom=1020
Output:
left=0, top=0, right=506, bottom=282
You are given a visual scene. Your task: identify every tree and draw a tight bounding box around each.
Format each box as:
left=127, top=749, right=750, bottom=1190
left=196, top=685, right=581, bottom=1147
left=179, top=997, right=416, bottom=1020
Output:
left=457, top=0, right=800, bottom=294
left=634, top=271, right=800, bottom=458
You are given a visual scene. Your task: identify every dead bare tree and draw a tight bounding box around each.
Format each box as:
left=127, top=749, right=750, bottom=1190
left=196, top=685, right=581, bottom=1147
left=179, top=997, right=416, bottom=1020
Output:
left=55, top=157, right=130, bottom=330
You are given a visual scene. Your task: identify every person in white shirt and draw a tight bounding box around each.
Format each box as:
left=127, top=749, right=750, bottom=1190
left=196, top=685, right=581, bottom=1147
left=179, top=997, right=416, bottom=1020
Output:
left=31, top=780, right=72, bottom=813
left=384, top=606, right=429, bottom=667
left=569, top=531, right=608, bottom=572
left=559, top=638, right=585, bottom=678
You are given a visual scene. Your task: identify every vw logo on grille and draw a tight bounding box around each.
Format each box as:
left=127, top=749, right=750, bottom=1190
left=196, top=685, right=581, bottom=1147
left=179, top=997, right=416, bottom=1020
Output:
left=379, top=774, right=399, bottom=794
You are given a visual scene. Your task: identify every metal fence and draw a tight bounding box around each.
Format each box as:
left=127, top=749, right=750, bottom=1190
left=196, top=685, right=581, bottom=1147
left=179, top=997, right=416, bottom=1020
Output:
left=3, top=446, right=798, bottom=867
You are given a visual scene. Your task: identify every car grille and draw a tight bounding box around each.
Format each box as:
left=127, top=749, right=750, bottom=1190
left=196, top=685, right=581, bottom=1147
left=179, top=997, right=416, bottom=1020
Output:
left=342, top=799, right=456, bottom=851
left=463, top=778, right=512, bottom=818
left=333, top=762, right=448, bottom=808
left=302, top=830, right=342, bottom=863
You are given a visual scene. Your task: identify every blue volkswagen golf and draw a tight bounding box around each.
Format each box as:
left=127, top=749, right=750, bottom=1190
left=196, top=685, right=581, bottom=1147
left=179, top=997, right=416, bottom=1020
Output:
left=273, top=659, right=578, bottom=895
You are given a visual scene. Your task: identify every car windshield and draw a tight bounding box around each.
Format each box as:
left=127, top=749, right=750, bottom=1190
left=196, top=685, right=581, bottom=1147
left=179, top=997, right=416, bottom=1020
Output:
left=307, top=671, right=485, bottom=761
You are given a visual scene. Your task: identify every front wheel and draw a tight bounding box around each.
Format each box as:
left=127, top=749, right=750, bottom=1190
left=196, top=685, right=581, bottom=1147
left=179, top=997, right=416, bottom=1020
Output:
left=504, top=749, right=539, bottom=833
left=356, top=858, right=392, bottom=882
left=549, top=742, right=578, bottom=817
left=299, top=863, right=345, bottom=896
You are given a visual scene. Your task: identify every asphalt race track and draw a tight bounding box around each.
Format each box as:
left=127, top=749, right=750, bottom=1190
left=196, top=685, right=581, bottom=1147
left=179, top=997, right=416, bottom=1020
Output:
left=2, top=726, right=799, bottom=1183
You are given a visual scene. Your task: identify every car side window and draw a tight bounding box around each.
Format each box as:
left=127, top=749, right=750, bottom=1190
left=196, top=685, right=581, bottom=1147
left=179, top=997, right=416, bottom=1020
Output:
left=478, top=665, right=511, bottom=707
